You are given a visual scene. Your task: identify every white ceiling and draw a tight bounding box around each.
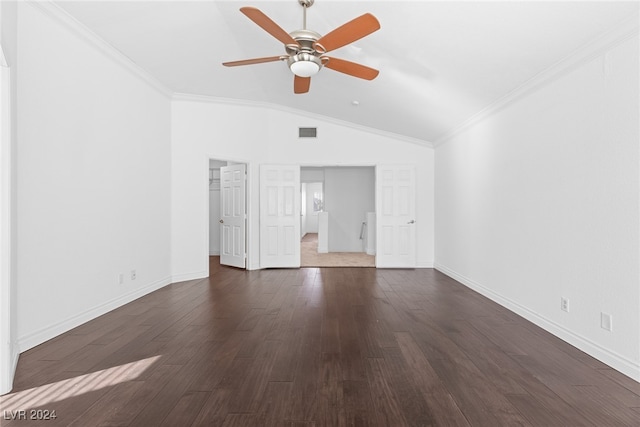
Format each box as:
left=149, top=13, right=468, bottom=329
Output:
left=54, top=0, right=639, bottom=144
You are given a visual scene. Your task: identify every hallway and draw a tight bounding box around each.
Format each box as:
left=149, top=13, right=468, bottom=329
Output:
left=300, top=233, right=375, bottom=268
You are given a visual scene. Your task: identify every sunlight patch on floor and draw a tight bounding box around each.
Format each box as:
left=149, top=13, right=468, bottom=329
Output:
left=0, top=355, right=161, bottom=410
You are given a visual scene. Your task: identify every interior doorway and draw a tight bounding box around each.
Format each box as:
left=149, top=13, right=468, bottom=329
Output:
left=300, top=166, right=376, bottom=267
left=208, top=158, right=247, bottom=269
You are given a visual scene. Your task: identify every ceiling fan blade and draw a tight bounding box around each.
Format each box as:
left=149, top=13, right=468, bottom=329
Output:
left=240, top=7, right=300, bottom=48
left=223, top=56, right=283, bottom=67
left=294, top=76, right=311, bottom=94
left=314, top=13, right=380, bottom=53
left=323, top=57, right=379, bottom=80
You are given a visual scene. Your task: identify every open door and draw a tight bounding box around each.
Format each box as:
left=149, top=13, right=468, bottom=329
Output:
left=260, top=165, right=300, bottom=268
left=376, top=165, right=416, bottom=268
left=220, top=164, right=246, bottom=268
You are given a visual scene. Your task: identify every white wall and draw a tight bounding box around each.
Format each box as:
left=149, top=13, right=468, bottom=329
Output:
left=301, top=167, right=325, bottom=235
left=304, top=182, right=322, bottom=234
left=301, top=167, right=325, bottom=183
left=325, top=167, right=374, bottom=252
left=15, top=3, right=172, bottom=351
left=171, top=98, right=435, bottom=273
left=435, top=34, right=639, bottom=380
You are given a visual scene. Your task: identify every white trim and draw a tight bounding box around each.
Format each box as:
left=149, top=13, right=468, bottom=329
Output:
left=435, top=263, right=640, bottom=383
left=173, top=93, right=434, bottom=148
left=171, top=270, right=208, bottom=284
left=26, top=0, right=173, bottom=99
left=434, top=11, right=640, bottom=147
left=416, top=261, right=434, bottom=269
left=9, top=344, right=18, bottom=386
left=18, top=276, right=172, bottom=352
left=0, top=44, right=7, bottom=67
left=0, top=57, right=13, bottom=395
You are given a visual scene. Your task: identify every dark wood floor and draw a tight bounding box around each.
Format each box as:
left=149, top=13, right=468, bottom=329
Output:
left=2, top=258, right=639, bottom=426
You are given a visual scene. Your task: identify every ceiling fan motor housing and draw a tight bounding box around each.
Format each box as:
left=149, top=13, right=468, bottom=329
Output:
left=286, top=29, right=322, bottom=55
left=286, top=29, right=327, bottom=77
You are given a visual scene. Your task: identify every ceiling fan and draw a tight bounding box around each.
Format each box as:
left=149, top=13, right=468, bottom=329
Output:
left=223, top=0, right=380, bottom=94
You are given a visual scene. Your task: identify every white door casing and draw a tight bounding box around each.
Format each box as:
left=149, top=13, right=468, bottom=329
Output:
left=260, top=165, right=300, bottom=268
left=376, top=165, right=416, bottom=268
left=0, top=50, right=14, bottom=394
left=300, top=182, right=307, bottom=238
left=220, top=164, right=246, bottom=268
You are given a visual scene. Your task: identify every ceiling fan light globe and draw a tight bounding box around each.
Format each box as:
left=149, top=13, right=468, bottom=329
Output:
left=290, top=60, right=320, bottom=77
left=288, top=53, right=322, bottom=77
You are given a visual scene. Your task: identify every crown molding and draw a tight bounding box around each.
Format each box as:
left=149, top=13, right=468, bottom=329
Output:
left=26, top=0, right=173, bottom=99
left=172, top=92, right=434, bottom=148
left=434, top=11, right=640, bottom=147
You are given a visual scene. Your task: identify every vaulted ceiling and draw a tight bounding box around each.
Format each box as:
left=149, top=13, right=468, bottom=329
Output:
left=54, top=1, right=638, bottom=144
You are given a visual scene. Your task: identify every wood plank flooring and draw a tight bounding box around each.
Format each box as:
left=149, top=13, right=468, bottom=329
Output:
left=1, top=257, right=639, bottom=426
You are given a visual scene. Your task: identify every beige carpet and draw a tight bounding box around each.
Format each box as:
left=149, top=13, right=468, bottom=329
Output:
left=301, top=233, right=375, bottom=267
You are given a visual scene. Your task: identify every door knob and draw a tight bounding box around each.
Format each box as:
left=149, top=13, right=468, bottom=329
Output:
left=219, top=219, right=224, bottom=224
left=407, top=220, right=415, bottom=224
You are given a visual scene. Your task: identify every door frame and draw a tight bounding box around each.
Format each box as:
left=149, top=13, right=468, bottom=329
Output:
left=206, top=156, right=251, bottom=272
left=300, top=163, right=378, bottom=266
left=0, top=47, right=16, bottom=394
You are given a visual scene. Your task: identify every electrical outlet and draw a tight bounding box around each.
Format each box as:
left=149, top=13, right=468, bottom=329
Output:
left=601, top=312, right=612, bottom=331
left=118, top=273, right=124, bottom=285
left=131, top=270, right=137, bottom=281
left=560, top=297, right=569, bottom=313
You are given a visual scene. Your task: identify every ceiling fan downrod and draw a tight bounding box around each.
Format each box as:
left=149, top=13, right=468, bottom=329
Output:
left=299, top=0, right=313, bottom=30
left=286, top=0, right=322, bottom=57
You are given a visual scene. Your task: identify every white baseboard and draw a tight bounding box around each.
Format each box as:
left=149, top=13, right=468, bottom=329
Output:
left=375, top=260, right=434, bottom=269
left=9, top=345, right=18, bottom=389
left=0, top=344, right=19, bottom=395
left=416, top=260, right=434, bottom=268
left=434, top=263, right=640, bottom=383
left=18, top=276, right=171, bottom=353
left=171, top=270, right=208, bottom=284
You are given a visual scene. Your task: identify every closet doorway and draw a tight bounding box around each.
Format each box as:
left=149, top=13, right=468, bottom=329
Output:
left=209, top=158, right=247, bottom=269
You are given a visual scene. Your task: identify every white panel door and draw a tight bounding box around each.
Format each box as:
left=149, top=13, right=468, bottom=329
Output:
left=260, top=165, right=300, bottom=268
left=220, top=164, right=246, bottom=268
left=376, top=165, right=416, bottom=268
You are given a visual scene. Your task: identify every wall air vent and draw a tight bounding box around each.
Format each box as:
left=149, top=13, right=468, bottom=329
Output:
left=299, top=127, right=317, bottom=138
